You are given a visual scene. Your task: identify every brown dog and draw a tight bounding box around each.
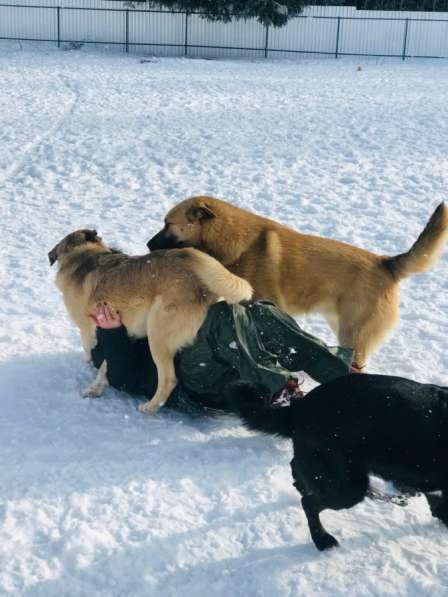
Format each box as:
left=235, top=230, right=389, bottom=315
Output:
left=48, top=229, right=252, bottom=413
left=148, top=197, right=448, bottom=369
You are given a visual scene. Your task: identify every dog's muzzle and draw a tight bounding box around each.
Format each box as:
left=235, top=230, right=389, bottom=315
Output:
left=48, top=247, right=58, bottom=265
left=147, top=231, right=187, bottom=252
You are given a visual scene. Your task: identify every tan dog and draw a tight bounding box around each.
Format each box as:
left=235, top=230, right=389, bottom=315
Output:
left=48, top=229, right=252, bottom=413
left=147, top=197, right=448, bottom=370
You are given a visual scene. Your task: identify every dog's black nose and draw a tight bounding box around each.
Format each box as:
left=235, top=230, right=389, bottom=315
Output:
left=48, top=247, right=58, bottom=265
left=148, top=230, right=185, bottom=251
left=147, top=230, right=169, bottom=252
left=147, top=235, right=159, bottom=252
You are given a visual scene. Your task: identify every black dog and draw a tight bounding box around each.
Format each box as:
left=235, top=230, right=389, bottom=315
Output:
left=224, top=374, right=448, bottom=551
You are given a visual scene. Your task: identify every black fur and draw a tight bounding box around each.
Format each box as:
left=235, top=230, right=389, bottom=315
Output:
left=223, top=381, right=292, bottom=438
left=147, top=229, right=191, bottom=251
left=66, top=250, right=127, bottom=286
left=48, top=247, right=58, bottom=265
left=224, top=375, right=448, bottom=551
left=84, top=229, right=98, bottom=242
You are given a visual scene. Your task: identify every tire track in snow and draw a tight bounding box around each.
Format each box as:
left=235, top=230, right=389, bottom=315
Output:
left=0, top=73, right=80, bottom=187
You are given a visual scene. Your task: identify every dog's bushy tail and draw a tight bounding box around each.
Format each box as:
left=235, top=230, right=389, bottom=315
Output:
left=223, top=381, right=293, bottom=439
left=186, top=248, right=253, bottom=303
left=384, top=202, right=448, bottom=279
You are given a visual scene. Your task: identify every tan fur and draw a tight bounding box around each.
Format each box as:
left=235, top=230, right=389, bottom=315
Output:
left=49, top=229, right=252, bottom=413
left=150, top=197, right=448, bottom=368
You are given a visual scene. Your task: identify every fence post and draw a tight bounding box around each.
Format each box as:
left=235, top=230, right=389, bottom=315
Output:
left=57, top=6, right=61, bottom=48
left=402, top=18, right=409, bottom=61
left=125, top=9, right=129, bottom=53
left=335, top=16, right=341, bottom=59
left=184, top=11, right=189, bottom=57
left=264, top=24, right=269, bottom=59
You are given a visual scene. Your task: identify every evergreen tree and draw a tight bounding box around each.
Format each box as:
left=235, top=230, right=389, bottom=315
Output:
left=132, top=1, right=308, bottom=27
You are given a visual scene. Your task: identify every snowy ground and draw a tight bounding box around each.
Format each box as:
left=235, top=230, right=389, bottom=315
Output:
left=1, top=44, right=448, bottom=596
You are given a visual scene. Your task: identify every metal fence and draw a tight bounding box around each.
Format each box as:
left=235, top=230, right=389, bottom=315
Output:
left=0, top=1, right=448, bottom=59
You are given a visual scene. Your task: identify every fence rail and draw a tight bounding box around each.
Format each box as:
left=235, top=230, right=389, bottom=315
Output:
left=1, top=1, right=448, bottom=59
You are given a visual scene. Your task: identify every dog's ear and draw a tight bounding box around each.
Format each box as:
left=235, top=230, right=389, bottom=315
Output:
left=186, top=205, right=215, bottom=222
left=48, top=246, right=58, bottom=266
left=84, top=229, right=99, bottom=242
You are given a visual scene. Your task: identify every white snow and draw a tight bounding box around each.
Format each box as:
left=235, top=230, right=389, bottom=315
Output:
left=1, top=45, right=448, bottom=596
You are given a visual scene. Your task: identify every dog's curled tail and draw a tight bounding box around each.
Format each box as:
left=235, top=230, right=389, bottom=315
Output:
left=384, top=202, right=448, bottom=279
left=186, top=248, right=253, bottom=303
left=223, top=381, right=292, bottom=439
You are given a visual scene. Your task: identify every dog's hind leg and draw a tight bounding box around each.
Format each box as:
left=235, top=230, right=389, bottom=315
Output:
left=139, top=341, right=176, bottom=414
left=82, top=360, right=108, bottom=397
left=337, top=288, right=399, bottom=370
left=138, top=297, right=206, bottom=414
left=291, top=445, right=369, bottom=550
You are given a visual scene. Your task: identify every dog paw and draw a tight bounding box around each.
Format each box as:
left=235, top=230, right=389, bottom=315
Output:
left=314, top=532, right=339, bottom=551
left=138, top=401, right=160, bottom=414
left=82, top=386, right=102, bottom=398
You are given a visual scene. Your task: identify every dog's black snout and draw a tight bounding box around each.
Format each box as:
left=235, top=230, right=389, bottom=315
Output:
left=147, top=230, right=180, bottom=252
left=147, top=233, right=162, bottom=252
left=48, top=247, right=58, bottom=265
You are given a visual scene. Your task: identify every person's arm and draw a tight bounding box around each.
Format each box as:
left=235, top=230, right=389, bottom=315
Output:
left=90, top=304, right=158, bottom=396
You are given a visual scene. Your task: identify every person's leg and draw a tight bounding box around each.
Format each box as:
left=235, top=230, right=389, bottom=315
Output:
left=250, top=302, right=353, bottom=383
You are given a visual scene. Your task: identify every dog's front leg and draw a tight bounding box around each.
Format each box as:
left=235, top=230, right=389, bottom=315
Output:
left=301, top=494, right=339, bottom=551
left=291, top=455, right=339, bottom=551
left=80, top=324, right=97, bottom=363
left=82, top=360, right=108, bottom=398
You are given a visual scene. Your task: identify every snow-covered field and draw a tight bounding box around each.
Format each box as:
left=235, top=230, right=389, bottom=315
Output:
left=1, top=44, right=448, bottom=596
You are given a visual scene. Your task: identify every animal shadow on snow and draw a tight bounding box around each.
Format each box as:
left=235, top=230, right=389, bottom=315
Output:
left=0, top=351, right=287, bottom=498
left=16, top=498, right=446, bottom=597
left=3, top=353, right=447, bottom=597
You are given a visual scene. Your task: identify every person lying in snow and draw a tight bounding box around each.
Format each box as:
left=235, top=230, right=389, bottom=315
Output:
left=90, top=300, right=353, bottom=413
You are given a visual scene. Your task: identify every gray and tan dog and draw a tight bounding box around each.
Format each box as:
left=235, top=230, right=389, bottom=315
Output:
left=48, top=229, right=252, bottom=413
left=148, top=197, right=448, bottom=370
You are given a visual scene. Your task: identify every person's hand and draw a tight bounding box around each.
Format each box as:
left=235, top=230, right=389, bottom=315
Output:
left=89, top=303, right=122, bottom=329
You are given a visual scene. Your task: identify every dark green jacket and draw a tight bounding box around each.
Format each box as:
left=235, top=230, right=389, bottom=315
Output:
left=92, top=301, right=353, bottom=409
left=178, top=301, right=353, bottom=400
